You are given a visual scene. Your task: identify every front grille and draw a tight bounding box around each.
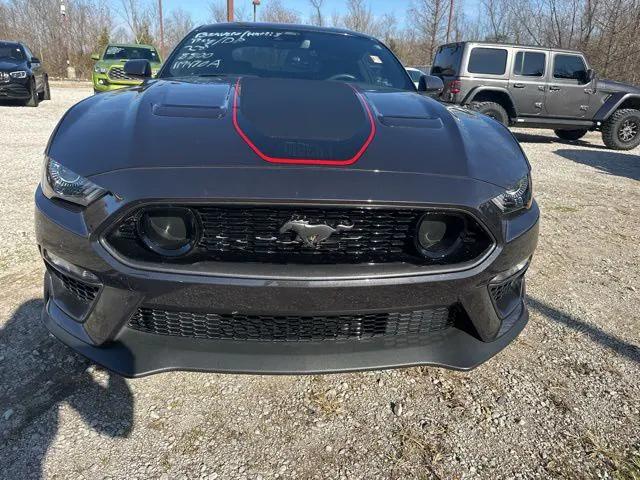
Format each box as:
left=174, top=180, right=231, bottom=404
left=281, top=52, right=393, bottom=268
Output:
left=108, top=66, right=135, bottom=81
left=129, top=306, right=455, bottom=342
left=49, top=267, right=99, bottom=302
left=108, top=205, right=493, bottom=265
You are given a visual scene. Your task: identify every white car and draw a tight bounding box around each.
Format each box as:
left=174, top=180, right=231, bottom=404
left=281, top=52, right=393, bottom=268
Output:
left=406, top=67, right=426, bottom=88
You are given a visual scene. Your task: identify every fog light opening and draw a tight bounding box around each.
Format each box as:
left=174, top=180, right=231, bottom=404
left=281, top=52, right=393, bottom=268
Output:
left=416, top=213, right=466, bottom=260
left=137, top=207, right=200, bottom=257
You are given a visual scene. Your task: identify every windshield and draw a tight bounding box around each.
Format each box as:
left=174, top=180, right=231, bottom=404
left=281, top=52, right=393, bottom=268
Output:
left=431, top=44, right=463, bottom=77
left=0, top=43, right=25, bottom=61
left=163, top=27, right=414, bottom=90
left=103, top=45, right=160, bottom=62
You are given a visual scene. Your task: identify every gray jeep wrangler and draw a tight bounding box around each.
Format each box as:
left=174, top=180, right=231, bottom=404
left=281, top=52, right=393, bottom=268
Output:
left=431, top=42, right=640, bottom=150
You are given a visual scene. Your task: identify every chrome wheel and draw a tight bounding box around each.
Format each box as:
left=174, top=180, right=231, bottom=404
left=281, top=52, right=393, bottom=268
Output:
left=618, top=119, right=638, bottom=142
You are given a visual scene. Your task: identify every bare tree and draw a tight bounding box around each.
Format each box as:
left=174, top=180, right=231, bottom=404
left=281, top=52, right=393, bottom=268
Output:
left=163, top=8, right=194, bottom=52
left=208, top=0, right=249, bottom=22
left=308, top=0, right=325, bottom=26
left=259, top=0, right=301, bottom=23
left=341, top=0, right=379, bottom=35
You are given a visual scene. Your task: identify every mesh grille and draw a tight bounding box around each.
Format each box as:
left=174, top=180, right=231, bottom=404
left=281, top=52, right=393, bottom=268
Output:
left=110, top=205, right=493, bottom=265
left=108, top=66, right=135, bottom=81
left=129, top=306, right=454, bottom=342
left=49, top=267, right=99, bottom=302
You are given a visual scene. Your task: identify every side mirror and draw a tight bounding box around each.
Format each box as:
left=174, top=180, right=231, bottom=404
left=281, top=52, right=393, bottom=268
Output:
left=585, top=68, right=595, bottom=83
left=418, top=74, right=444, bottom=95
left=124, top=59, right=152, bottom=78
left=30, top=56, right=40, bottom=65
left=91, top=54, right=100, bottom=61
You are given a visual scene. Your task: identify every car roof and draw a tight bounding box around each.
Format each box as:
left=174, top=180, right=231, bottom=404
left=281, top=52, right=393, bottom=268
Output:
left=106, top=43, right=157, bottom=49
left=194, top=22, right=377, bottom=41
left=437, top=41, right=584, bottom=56
left=0, top=40, right=23, bottom=47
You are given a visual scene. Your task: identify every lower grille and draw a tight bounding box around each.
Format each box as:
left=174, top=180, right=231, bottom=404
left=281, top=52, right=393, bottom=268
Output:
left=129, top=306, right=455, bottom=342
left=49, top=267, right=99, bottom=302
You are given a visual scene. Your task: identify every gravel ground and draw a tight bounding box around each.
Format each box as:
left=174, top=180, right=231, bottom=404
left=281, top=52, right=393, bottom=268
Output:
left=0, top=85, right=638, bottom=480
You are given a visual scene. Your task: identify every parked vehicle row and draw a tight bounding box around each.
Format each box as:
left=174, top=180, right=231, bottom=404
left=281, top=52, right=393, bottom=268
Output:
left=0, top=40, right=50, bottom=106
left=429, top=41, right=640, bottom=150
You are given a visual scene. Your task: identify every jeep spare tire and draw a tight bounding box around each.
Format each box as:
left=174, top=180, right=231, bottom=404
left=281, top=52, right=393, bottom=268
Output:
left=470, top=101, right=509, bottom=126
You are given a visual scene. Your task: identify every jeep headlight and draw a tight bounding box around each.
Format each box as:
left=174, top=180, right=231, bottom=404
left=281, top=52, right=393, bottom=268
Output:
left=42, top=156, right=106, bottom=206
left=10, top=70, right=27, bottom=78
left=94, top=65, right=107, bottom=74
left=491, top=174, right=532, bottom=213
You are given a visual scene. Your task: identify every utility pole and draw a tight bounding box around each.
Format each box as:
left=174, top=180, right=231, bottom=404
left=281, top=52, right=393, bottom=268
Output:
left=445, top=0, right=454, bottom=43
left=227, top=0, right=234, bottom=21
left=253, top=0, right=260, bottom=21
left=158, top=0, right=164, bottom=57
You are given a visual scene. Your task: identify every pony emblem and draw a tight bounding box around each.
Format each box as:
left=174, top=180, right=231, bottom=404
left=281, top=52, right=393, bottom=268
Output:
left=279, top=219, right=354, bottom=248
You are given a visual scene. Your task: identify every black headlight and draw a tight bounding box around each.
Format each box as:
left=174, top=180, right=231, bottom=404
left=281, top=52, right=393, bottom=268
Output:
left=137, top=207, right=200, bottom=257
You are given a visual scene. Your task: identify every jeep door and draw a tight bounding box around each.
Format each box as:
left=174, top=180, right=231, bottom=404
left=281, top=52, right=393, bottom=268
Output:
left=546, top=53, right=593, bottom=118
left=509, top=50, right=547, bottom=116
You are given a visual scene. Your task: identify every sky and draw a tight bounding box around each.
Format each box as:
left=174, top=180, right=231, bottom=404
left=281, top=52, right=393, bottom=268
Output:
left=156, top=0, right=479, bottom=28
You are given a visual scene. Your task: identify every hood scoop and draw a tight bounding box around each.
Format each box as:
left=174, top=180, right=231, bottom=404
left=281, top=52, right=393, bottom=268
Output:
left=233, top=77, right=375, bottom=165
left=152, top=81, right=232, bottom=119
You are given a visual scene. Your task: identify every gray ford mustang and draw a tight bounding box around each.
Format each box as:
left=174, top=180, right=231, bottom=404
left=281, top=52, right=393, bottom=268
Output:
left=36, top=23, right=539, bottom=377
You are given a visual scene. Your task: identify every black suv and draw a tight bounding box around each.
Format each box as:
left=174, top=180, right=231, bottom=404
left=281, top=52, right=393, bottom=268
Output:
left=0, top=40, right=50, bottom=107
left=431, top=42, right=640, bottom=150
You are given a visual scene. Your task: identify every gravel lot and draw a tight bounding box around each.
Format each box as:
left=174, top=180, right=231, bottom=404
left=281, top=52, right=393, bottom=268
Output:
left=0, top=84, right=638, bottom=480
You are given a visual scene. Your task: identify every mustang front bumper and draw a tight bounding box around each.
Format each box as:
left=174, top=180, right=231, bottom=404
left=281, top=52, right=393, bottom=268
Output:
left=35, top=168, right=539, bottom=377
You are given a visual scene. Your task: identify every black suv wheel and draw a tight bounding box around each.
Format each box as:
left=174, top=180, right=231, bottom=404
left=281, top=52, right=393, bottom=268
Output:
left=554, top=129, right=588, bottom=141
left=25, top=78, right=39, bottom=107
left=470, top=101, right=509, bottom=126
left=602, top=109, right=640, bottom=150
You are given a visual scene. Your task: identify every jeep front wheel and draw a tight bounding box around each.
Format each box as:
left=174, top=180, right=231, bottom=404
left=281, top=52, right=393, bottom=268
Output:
left=554, top=129, right=588, bottom=141
left=469, top=101, right=509, bottom=126
left=602, top=109, right=640, bottom=150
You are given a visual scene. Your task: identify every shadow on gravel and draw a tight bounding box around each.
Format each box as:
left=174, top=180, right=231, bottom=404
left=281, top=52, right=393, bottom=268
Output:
left=513, top=131, right=605, bottom=149
left=528, top=296, right=640, bottom=365
left=554, top=149, right=640, bottom=181
left=0, top=299, right=134, bottom=479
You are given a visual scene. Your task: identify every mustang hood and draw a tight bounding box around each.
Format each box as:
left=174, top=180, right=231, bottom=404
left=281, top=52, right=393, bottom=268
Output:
left=48, top=76, right=528, bottom=188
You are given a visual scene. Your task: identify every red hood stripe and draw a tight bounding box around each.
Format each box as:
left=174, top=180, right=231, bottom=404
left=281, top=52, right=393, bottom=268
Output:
left=232, top=78, right=376, bottom=166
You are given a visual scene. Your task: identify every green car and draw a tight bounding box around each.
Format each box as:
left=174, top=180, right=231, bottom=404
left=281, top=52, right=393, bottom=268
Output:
left=91, top=44, right=162, bottom=93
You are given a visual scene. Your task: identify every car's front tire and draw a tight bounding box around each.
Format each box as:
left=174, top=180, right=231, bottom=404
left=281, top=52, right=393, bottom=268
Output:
left=39, top=76, right=51, bottom=101
left=602, top=108, right=640, bottom=150
left=554, top=129, right=588, bottom=141
left=25, top=78, right=39, bottom=107
left=470, top=101, right=509, bottom=126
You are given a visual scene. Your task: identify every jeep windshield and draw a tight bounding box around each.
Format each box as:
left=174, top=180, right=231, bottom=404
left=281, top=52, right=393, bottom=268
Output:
left=162, top=27, right=414, bottom=91
left=431, top=44, right=463, bottom=76
left=103, top=45, right=160, bottom=62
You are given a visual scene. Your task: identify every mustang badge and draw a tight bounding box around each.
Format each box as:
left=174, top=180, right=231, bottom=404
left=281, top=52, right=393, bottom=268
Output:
left=280, top=219, right=354, bottom=248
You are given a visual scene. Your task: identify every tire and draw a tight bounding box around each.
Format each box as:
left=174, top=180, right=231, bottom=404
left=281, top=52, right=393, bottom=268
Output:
left=602, top=108, right=640, bottom=150
left=39, top=76, right=51, bottom=101
left=25, top=78, right=39, bottom=107
left=554, top=129, right=588, bottom=141
left=469, top=101, right=509, bottom=126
